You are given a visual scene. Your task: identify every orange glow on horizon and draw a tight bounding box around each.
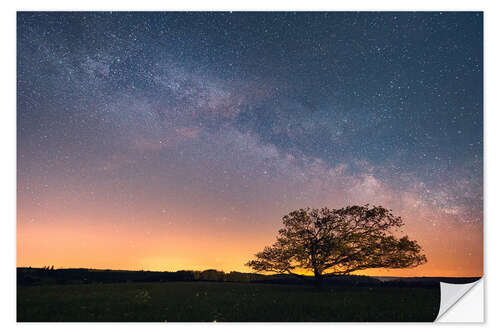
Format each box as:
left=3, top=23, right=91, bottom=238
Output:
left=17, top=212, right=483, bottom=277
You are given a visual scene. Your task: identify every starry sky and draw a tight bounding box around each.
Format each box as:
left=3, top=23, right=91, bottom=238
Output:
left=17, top=12, right=483, bottom=276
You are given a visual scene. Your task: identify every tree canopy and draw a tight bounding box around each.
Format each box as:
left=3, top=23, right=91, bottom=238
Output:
left=246, top=205, right=426, bottom=284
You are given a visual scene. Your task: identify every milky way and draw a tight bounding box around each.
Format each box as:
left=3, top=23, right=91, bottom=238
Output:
left=17, top=12, right=483, bottom=276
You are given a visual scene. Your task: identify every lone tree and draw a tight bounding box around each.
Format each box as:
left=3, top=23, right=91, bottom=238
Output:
left=246, top=205, right=426, bottom=286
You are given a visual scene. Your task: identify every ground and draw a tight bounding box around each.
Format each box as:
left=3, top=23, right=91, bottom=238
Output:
left=17, top=281, right=440, bottom=322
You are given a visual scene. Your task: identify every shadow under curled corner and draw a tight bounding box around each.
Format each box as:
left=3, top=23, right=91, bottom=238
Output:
left=435, top=277, right=484, bottom=323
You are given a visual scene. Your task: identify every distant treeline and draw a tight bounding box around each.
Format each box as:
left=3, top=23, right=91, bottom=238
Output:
left=18, top=267, right=380, bottom=287
left=17, top=267, right=480, bottom=288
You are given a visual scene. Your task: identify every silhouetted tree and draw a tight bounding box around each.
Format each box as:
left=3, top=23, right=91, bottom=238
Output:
left=227, top=271, right=250, bottom=282
left=246, top=205, right=427, bottom=287
left=200, top=269, right=226, bottom=281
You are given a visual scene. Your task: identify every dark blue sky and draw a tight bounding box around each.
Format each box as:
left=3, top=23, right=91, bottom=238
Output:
left=18, top=12, right=482, bottom=173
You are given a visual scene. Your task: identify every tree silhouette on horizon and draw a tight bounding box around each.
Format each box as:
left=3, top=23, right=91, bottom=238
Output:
left=246, top=205, right=427, bottom=287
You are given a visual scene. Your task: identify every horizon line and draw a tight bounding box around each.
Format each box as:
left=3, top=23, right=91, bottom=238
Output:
left=16, top=266, right=482, bottom=279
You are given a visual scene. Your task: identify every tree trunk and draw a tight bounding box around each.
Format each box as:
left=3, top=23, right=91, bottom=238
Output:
left=313, top=268, right=323, bottom=289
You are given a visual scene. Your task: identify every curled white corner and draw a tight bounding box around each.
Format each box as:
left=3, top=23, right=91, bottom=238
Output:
left=435, top=278, right=483, bottom=322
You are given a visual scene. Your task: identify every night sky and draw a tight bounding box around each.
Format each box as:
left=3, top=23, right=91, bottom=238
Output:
left=17, top=12, right=483, bottom=276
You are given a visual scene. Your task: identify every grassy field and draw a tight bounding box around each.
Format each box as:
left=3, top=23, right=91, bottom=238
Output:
left=17, top=281, right=439, bottom=322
